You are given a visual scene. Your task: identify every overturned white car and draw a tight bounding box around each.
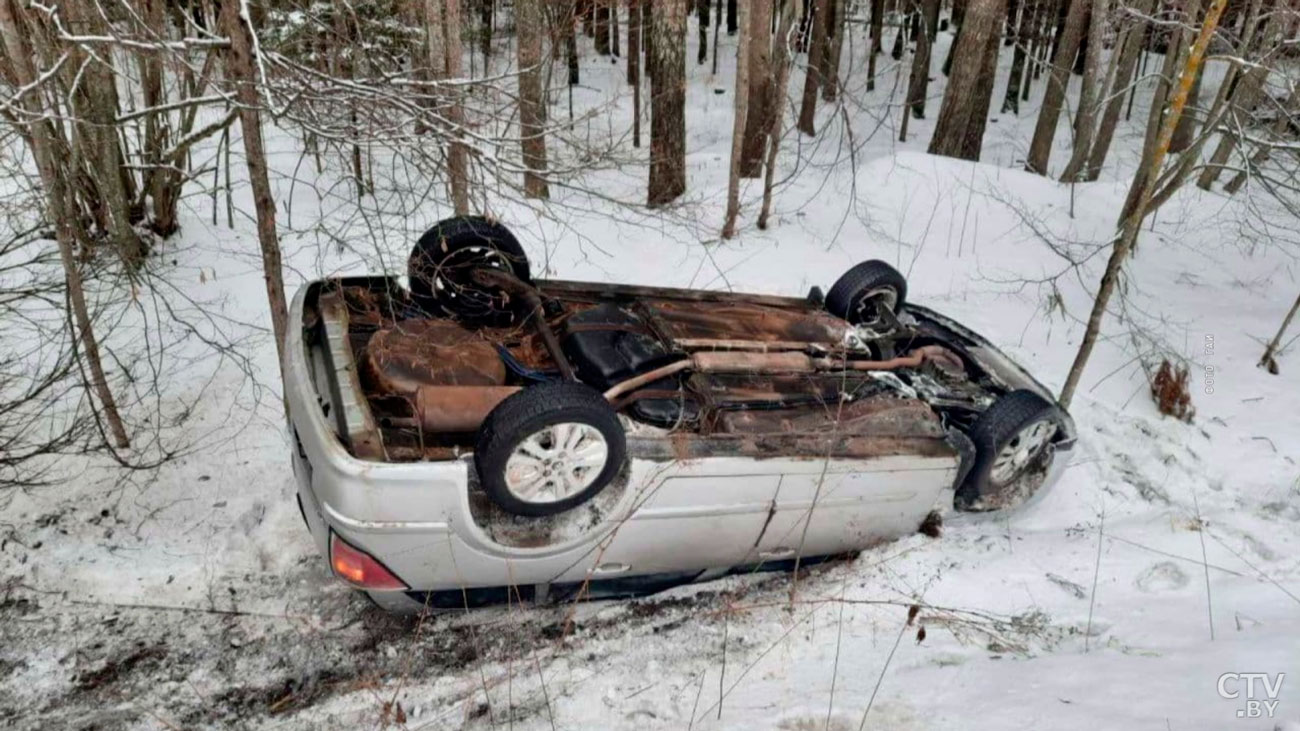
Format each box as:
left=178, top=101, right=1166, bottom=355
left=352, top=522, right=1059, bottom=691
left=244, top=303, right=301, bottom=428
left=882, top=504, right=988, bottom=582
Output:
left=285, top=216, right=1075, bottom=612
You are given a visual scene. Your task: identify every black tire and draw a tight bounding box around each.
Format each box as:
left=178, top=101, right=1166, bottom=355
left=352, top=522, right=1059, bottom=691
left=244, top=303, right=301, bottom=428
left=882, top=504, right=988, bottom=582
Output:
left=408, top=216, right=531, bottom=326
left=956, top=389, right=1061, bottom=511
left=825, top=260, right=908, bottom=327
left=475, top=382, right=626, bottom=517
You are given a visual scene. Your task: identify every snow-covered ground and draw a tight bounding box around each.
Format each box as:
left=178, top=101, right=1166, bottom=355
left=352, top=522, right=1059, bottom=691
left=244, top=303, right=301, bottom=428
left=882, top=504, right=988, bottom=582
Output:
left=2, top=14, right=1298, bottom=731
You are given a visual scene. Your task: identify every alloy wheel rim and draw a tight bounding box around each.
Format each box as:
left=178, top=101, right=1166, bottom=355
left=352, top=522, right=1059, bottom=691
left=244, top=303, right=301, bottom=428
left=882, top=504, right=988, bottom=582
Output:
left=854, top=287, right=898, bottom=328
left=990, top=419, right=1057, bottom=486
left=504, top=423, right=609, bottom=504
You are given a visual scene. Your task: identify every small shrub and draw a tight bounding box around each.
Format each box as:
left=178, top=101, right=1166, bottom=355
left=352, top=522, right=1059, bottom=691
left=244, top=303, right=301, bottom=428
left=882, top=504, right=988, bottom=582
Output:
left=1150, top=359, right=1194, bottom=422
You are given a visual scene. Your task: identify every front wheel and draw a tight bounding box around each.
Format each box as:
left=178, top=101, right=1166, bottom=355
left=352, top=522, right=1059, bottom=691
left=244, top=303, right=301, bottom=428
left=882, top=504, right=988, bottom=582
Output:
left=475, top=382, right=627, bottom=517
left=825, top=260, right=908, bottom=328
left=956, top=390, right=1061, bottom=512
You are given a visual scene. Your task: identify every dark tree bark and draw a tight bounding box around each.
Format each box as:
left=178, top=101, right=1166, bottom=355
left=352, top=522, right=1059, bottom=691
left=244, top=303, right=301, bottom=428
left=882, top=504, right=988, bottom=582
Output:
left=566, top=0, right=580, bottom=84
left=595, top=0, right=611, bottom=53
left=697, top=0, right=709, bottom=64
left=1001, top=0, right=1034, bottom=113
left=740, top=0, right=773, bottom=176
left=797, top=0, right=830, bottom=135
left=643, top=0, right=654, bottom=79
left=868, top=0, right=884, bottom=89
left=1024, top=0, right=1088, bottom=173
left=519, top=0, right=550, bottom=197
left=480, top=0, right=493, bottom=57
left=648, top=0, right=687, bottom=206
left=629, top=0, right=642, bottom=146
left=905, top=0, right=942, bottom=120
left=727, top=0, right=738, bottom=33
left=822, top=0, right=843, bottom=100
left=928, top=0, right=1007, bottom=160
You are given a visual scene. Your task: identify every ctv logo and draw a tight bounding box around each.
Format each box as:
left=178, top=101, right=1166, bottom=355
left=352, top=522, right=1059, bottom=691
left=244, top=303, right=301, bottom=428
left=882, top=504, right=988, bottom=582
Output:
left=1217, top=672, right=1285, bottom=719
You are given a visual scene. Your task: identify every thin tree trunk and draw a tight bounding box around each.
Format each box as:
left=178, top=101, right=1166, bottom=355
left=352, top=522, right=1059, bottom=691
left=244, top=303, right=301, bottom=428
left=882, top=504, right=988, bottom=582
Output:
left=698, top=0, right=710, bottom=64
left=1060, top=0, right=1228, bottom=406
left=1024, top=0, right=1088, bottom=173
left=648, top=0, right=687, bottom=206
left=929, top=0, right=1007, bottom=160
left=1059, top=0, right=1109, bottom=182
left=643, top=0, right=654, bottom=80
left=480, top=0, right=493, bottom=58
left=519, top=0, right=551, bottom=197
left=722, top=0, right=751, bottom=238
left=442, top=0, right=471, bottom=213
left=759, top=0, right=799, bottom=229
left=822, top=0, right=844, bottom=100
left=868, top=0, right=884, bottom=89
left=797, top=0, right=830, bottom=135
left=1259, top=291, right=1300, bottom=373
left=1001, top=0, right=1033, bottom=113
left=217, top=0, right=290, bottom=386
left=906, top=0, right=942, bottom=121
left=1082, top=0, right=1154, bottom=179
left=740, top=0, right=773, bottom=176
left=595, top=0, right=611, bottom=53
left=629, top=0, right=642, bottom=146
left=727, top=0, right=738, bottom=33
left=0, top=0, right=131, bottom=448
left=567, top=0, right=580, bottom=84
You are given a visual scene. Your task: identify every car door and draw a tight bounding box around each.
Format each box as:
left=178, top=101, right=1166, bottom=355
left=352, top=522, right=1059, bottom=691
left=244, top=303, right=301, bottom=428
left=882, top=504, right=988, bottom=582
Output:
left=753, top=455, right=956, bottom=562
left=548, top=464, right=780, bottom=582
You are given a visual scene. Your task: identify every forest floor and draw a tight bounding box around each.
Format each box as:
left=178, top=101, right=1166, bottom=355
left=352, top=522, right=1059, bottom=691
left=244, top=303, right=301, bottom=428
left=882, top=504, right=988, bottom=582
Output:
left=3, top=13, right=1299, bottom=731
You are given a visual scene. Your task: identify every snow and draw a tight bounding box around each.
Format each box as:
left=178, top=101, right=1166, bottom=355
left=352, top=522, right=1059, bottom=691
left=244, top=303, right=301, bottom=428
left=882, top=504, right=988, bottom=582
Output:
left=2, top=10, right=1299, bottom=731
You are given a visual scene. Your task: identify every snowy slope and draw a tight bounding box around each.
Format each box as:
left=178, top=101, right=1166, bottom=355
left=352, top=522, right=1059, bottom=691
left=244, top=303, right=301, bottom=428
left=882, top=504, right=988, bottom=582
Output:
left=2, top=12, right=1298, bottom=731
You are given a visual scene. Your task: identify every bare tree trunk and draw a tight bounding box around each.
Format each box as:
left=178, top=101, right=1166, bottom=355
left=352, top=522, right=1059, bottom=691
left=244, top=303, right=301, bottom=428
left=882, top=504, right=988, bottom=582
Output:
left=567, top=0, right=581, bottom=84
left=1259, top=291, right=1300, bottom=373
left=759, top=0, right=799, bottom=229
left=0, top=0, right=130, bottom=449
left=216, top=0, right=290, bottom=385
left=648, top=0, right=687, bottom=206
left=480, top=0, right=493, bottom=58
left=519, top=0, right=551, bottom=197
left=928, top=0, right=1006, bottom=160
left=643, top=0, right=654, bottom=80
left=1060, top=0, right=1228, bottom=406
left=905, top=0, right=942, bottom=121
left=1082, top=0, right=1154, bottom=179
left=797, top=0, right=830, bottom=135
left=697, top=0, right=710, bottom=64
left=1058, top=0, right=1109, bottom=182
left=722, top=0, right=751, bottom=238
left=727, top=0, right=738, bottom=33
left=629, top=0, right=642, bottom=146
left=822, top=0, right=844, bottom=101
left=1001, top=0, right=1033, bottom=113
left=1024, top=0, right=1087, bottom=173
left=595, top=0, right=611, bottom=53
left=442, top=0, right=472, bottom=213
left=868, top=0, right=884, bottom=89
left=739, top=0, right=773, bottom=176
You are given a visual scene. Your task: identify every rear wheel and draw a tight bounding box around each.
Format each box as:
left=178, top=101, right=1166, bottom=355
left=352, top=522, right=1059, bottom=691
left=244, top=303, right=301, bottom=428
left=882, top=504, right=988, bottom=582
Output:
left=956, top=389, right=1061, bottom=511
left=825, top=260, right=908, bottom=328
left=475, top=382, right=626, bottom=517
left=408, top=216, right=530, bottom=326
